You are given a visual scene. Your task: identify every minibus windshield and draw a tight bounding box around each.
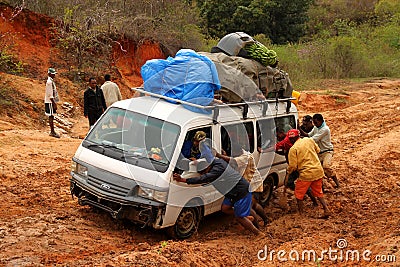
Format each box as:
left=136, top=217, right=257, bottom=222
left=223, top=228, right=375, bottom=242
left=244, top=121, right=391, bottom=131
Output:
left=83, top=107, right=180, bottom=172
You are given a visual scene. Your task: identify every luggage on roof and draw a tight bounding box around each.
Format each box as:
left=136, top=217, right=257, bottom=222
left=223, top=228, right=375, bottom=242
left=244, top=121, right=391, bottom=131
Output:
left=211, top=32, right=255, bottom=57
left=199, top=52, right=265, bottom=103
left=140, top=40, right=294, bottom=109
left=200, top=52, right=293, bottom=102
left=140, top=49, right=221, bottom=114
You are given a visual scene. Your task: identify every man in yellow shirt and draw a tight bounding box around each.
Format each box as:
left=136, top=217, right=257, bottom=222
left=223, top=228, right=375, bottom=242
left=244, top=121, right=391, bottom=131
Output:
left=286, top=129, right=331, bottom=218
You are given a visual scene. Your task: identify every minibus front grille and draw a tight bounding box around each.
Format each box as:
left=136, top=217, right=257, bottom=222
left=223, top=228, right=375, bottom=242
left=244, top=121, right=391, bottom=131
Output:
left=87, top=176, right=132, bottom=197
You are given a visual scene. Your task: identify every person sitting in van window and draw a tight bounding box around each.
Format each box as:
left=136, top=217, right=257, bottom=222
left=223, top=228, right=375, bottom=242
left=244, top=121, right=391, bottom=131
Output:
left=215, top=142, right=269, bottom=227
left=286, top=129, right=331, bottom=218
left=173, top=145, right=266, bottom=238
left=181, top=131, right=207, bottom=160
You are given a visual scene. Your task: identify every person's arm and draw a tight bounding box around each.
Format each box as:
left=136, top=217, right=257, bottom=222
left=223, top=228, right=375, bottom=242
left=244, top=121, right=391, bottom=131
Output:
left=186, top=168, right=219, bottom=184
left=215, top=152, right=240, bottom=170
left=299, top=126, right=308, bottom=137
left=287, top=147, right=297, bottom=175
left=46, top=81, right=57, bottom=111
left=173, top=169, right=219, bottom=185
left=51, top=97, right=57, bottom=112
left=312, top=139, right=320, bottom=154
left=310, top=128, right=328, bottom=143
left=99, top=87, right=107, bottom=111
left=275, top=139, right=286, bottom=151
left=173, top=173, right=187, bottom=183
left=283, top=171, right=289, bottom=187
left=215, top=151, right=230, bottom=163
left=83, top=90, right=88, bottom=117
left=117, top=86, right=122, bottom=101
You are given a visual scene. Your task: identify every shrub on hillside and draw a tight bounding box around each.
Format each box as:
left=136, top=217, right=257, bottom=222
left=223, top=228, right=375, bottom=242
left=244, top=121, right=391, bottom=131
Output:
left=0, top=46, right=24, bottom=75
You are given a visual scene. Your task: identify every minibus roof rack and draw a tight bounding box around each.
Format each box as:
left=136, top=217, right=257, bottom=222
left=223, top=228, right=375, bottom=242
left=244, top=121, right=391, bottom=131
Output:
left=131, top=87, right=295, bottom=123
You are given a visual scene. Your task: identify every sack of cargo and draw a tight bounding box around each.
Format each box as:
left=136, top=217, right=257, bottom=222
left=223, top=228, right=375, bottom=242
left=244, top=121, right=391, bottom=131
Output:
left=141, top=49, right=221, bottom=113
left=265, top=66, right=293, bottom=98
left=199, top=52, right=265, bottom=103
left=200, top=52, right=293, bottom=102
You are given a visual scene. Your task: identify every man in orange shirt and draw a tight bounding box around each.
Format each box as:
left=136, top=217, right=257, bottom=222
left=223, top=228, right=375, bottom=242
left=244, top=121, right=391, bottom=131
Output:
left=286, top=129, right=331, bottom=218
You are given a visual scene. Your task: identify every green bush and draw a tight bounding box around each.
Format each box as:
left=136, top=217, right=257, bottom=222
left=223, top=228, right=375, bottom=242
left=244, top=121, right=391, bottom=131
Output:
left=328, top=36, right=366, bottom=78
left=372, top=24, right=400, bottom=49
left=0, top=46, right=24, bottom=74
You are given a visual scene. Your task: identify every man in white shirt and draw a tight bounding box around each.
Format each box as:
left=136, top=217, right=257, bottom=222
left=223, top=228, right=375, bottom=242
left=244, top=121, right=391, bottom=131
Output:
left=44, top=68, right=60, bottom=138
left=304, top=113, right=339, bottom=188
left=100, top=74, right=122, bottom=107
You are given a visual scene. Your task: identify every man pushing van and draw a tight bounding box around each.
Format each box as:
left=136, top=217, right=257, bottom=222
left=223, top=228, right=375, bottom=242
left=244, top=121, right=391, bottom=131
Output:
left=173, top=143, right=265, bottom=238
left=286, top=129, right=331, bottom=218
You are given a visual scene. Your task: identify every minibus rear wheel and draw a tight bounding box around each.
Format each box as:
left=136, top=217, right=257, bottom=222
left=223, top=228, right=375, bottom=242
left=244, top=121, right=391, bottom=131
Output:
left=166, top=207, right=200, bottom=239
left=259, top=175, right=274, bottom=207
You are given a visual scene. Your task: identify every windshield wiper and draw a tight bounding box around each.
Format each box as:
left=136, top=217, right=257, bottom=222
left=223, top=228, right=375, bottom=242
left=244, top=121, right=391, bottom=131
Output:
left=101, top=140, right=117, bottom=148
left=86, top=141, right=125, bottom=154
left=121, top=153, right=168, bottom=166
left=121, top=152, right=147, bottom=160
left=87, top=143, right=102, bottom=148
left=86, top=143, right=105, bottom=153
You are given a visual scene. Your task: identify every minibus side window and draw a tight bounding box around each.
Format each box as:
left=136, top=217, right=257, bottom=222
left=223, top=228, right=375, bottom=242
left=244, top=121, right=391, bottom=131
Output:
left=256, top=119, right=275, bottom=151
left=274, top=115, right=296, bottom=137
left=180, top=127, right=212, bottom=160
left=221, top=122, right=254, bottom=156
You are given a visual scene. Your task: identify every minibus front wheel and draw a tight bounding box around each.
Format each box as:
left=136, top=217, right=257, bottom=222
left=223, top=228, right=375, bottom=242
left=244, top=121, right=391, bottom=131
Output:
left=166, top=206, right=201, bottom=239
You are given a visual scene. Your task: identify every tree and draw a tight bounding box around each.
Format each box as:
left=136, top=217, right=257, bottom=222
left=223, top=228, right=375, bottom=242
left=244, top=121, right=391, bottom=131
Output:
left=198, top=0, right=313, bottom=44
left=374, top=0, right=400, bottom=23
left=306, top=0, right=378, bottom=37
left=198, top=0, right=241, bottom=37
left=267, top=0, right=313, bottom=44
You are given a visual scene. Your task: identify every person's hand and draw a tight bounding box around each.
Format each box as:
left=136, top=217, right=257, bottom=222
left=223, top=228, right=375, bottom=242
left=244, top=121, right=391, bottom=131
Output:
left=173, top=173, right=185, bottom=183
left=283, top=172, right=289, bottom=187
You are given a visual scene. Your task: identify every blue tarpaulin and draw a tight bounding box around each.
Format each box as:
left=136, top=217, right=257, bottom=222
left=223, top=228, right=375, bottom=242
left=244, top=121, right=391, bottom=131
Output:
left=141, top=49, right=221, bottom=114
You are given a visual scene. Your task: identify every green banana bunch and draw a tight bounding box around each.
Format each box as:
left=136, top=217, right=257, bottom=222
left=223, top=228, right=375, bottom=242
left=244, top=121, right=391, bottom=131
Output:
left=244, top=42, right=277, bottom=67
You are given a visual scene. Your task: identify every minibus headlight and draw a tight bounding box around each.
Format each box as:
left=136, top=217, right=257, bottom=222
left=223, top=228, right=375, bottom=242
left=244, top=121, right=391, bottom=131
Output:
left=138, top=187, right=168, bottom=202
left=72, top=161, right=88, bottom=176
left=138, top=187, right=153, bottom=199
left=71, top=161, right=77, bottom=172
left=153, top=190, right=168, bottom=202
